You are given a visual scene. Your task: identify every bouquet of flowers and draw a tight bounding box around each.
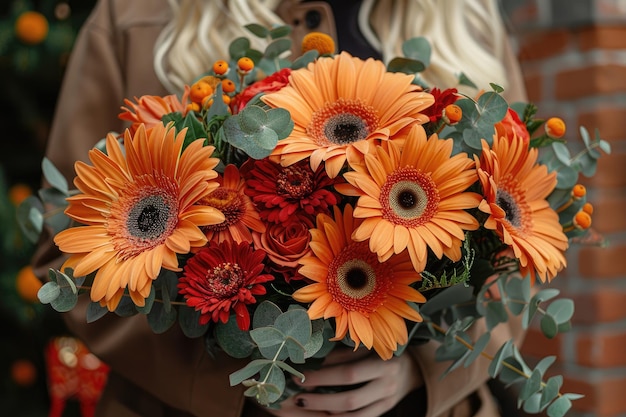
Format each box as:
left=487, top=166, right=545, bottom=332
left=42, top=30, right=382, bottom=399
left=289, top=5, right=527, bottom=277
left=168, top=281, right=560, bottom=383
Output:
left=19, top=26, right=611, bottom=416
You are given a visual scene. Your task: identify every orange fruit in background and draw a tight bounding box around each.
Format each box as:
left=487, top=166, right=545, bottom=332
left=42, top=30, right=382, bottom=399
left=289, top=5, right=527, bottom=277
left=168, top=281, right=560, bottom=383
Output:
left=11, top=359, right=37, bottom=387
left=16, top=265, right=43, bottom=303
left=8, top=183, right=32, bottom=206
left=15, top=11, right=49, bottom=45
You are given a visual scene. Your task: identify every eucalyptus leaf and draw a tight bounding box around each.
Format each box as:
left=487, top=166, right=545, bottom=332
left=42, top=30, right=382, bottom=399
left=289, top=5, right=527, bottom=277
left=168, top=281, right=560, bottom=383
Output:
left=178, top=306, right=210, bottom=338
left=546, top=299, right=574, bottom=324
left=135, top=286, right=156, bottom=315
left=555, top=165, right=578, bottom=190
left=547, top=396, right=572, bottom=417
left=180, top=113, right=207, bottom=149
left=51, top=289, right=78, bottom=313
left=16, top=196, right=44, bottom=243
left=216, top=317, right=257, bottom=358
left=42, top=157, right=69, bottom=195
left=146, top=301, right=177, bottom=334
left=522, top=392, right=543, bottom=414
left=520, top=369, right=542, bottom=401
left=534, top=356, right=557, bottom=376
left=86, top=301, right=109, bottom=323
left=486, top=301, right=509, bottom=330
left=229, top=359, right=273, bottom=386
left=401, top=37, right=431, bottom=67
left=114, top=296, right=139, bottom=317
left=253, top=301, right=283, bottom=329
left=269, top=25, right=291, bottom=39
left=540, top=376, right=561, bottom=410
left=264, top=38, right=291, bottom=59
left=258, top=364, right=286, bottom=404
left=464, top=331, right=490, bottom=367
left=291, top=49, right=319, bottom=70
left=552, top=142, right=571, bottom=166
left=38, top=281, right=61, bottom=304
left=540, top=314, right=559, bottom=339
left=245, top=23, right=269, bottom=38
left=488, top=339, right=513, bottom=378
left=387, top=57, right=426, bottom=74
left=274, top=309, right=311, bottom=346
left=229, top=37, right=251, bottom=60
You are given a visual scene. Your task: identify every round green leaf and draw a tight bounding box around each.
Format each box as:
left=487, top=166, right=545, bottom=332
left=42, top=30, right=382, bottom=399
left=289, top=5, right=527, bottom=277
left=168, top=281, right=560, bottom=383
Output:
left=216, top=318, right=256, bottom=358
left=546, top=299, right=574, bottom=324
left=38, top=281, right=61, bottom=304
left=540, top=314, right=558, bottom=339
left=178, top=306, right=209, bottom=338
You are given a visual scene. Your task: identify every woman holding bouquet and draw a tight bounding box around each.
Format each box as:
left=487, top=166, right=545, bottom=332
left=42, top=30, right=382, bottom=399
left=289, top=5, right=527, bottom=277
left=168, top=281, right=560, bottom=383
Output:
left=33, top=0, right=528, bottom=416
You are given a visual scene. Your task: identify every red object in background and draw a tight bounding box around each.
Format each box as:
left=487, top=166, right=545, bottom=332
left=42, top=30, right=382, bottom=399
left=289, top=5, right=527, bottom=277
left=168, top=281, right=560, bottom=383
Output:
left=45, top=337, right=109, bottom=417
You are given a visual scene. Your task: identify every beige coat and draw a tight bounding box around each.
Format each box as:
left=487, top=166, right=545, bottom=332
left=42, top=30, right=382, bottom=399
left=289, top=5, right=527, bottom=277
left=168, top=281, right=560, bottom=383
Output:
left=33, top=0, right=527, bottom=416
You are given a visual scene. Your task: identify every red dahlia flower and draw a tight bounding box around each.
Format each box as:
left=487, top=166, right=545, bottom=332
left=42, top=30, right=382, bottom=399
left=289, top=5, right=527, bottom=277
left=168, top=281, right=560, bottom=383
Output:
left=231, top=67, right=291, bottom=113
left=178, top=241, right=274, bottom=330
left=422, top=87, right=459, bottom=124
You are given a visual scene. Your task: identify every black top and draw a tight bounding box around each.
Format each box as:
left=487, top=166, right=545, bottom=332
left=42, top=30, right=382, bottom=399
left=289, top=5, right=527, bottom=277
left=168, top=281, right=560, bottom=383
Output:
left=304, top=0, right=382, bottom=60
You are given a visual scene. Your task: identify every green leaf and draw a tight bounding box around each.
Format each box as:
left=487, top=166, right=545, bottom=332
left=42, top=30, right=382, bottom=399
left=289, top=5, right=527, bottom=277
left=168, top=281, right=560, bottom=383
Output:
left=540, top=314, right=559, bottom=339
left=547, top=395, right=572, bottom=417
left=488, top=339, right=514, bottom=378
left=216, top=316, right=257, bottom=358
left=476, top=92, right=508, bottom=125
left=541, top=376, right=562, bottom=410
left=86, top=301, right=109, bottom=323
left=464, top=331, right=490, bottom=367
left=291, top=49, right=319, bottom=70
left=135, top=286, right=156, bottom=315
left=38, top=281, right=60, bottom=304
left=552, top=142, right=571, bottom=166
left=505, top=276, right=530, bottom=315
left=274, top=309, right=311, bottom=346
left=253, top=301, right=283, bottom=329
left=42, top=157, right=69, bottom=195
left=229, top=359, right=273, bottom=386
left=534, top=356, right=557, bottom=376
left=387, top=57, right=426, bottom=74
left=146, top=301, right=177, bottom=334
left=486, top=301, right=509, bottom=330
left=522, top=392, right=543, bottom=414
left=520, top=369, right=543, bottom=401
left=264, top=38, right=291, bottom=59
left=555, top=165, right=578, bottom=189
left=251, top=326, right=286, bottom=348
left=114, top=296, right=139, bottom=317
left=599, top=139, right=611, bottom=154
left=274, top=360, right=305, bottom=381
left=265, top=108, right=294, bottom=140
left=180, top=113, right=207, bottom=149
left=458, top=72, right=477, bottom=89
left=245, top=23, right=269, bottom=38
left=546, top=299, right=574, bottom=324
left=229, top=37, right=251, bottom=60
left=269, top=25, right=291, bottom=39
left=178, top=306, right=210, bottom=338
left=16, top=195, right=45, bottom=243
left=258, top=364, right=286, bottom=404
left=401, top=37, right=431, bottom=67
left=490, top=83, right=505, bottom=94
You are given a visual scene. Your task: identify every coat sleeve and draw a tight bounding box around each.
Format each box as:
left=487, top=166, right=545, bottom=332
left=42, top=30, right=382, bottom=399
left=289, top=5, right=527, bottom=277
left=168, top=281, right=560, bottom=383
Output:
left=31, top=1, right=247, bottom=416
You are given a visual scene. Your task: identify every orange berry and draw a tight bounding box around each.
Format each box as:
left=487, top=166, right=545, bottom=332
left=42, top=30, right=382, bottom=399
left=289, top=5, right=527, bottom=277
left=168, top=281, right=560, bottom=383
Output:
left=11, top=359, right=37, bottom=387
left=221, top=79, right=236, bottom=93
left=16, top=265, right=42, bottom=303
left=582, top=202, right=593, bottom=215
left=442, top=104, right=462, bottom=125
left=545, top=117, right=566, bottom=139
left=301, top=32, right=336, bottom=55
left=573, top=211, right=592, bottom=230
left=201, top=95, right=214, bottom=109
left=572, top=184, right=586, bottom=199
left=15, top=11, right=49, bottom=45
left=189, top=81, right=213, bottom=104
left=213, top=60, right=229, bottom=75
left=8, top=183, right=32, bottom=206
left=237, top=57, right=254, bottom=72
left=186, top=102, right=201, bottom=113
left=222, top=94, right=231, bottom=105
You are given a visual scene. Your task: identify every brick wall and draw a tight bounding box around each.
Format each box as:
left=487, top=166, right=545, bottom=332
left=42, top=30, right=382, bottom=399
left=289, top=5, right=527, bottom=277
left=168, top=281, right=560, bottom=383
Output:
left=502, top=1, right=626, bottom=416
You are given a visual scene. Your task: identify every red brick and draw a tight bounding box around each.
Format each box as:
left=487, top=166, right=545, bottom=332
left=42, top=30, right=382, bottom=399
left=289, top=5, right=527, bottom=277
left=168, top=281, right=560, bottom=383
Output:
left=519, top=30, right=572, bottom=61
left=580, top=152, right=626, bottom=188
left=578, top=106, right=626, bottom=141
left=576, top=331, right=626, bottom=367
left=522, top=72, right=543, bottom=103
left=555, top=64, right=626, bottom=100
left=578, top=25, right=626, bottom=51
left=521, top=328, right=562, bottom=359
left=589, top=192, right=626, bottom=234
left=564, top=376, right=626, bottom=416
left=578, top=244, right=626, bottom=278
left=571, top=289, right=626, bottom=324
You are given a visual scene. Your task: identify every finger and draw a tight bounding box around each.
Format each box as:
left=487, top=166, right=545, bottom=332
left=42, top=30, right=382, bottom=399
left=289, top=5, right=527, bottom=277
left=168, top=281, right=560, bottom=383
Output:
left=322, top=345, right=372, bottom=366
left=298, top=355, right=384, bottom=388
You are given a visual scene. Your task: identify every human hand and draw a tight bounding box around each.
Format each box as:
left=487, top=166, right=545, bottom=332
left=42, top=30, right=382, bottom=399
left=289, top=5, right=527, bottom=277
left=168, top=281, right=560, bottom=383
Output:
left=261, top=346, right=423, bottom=417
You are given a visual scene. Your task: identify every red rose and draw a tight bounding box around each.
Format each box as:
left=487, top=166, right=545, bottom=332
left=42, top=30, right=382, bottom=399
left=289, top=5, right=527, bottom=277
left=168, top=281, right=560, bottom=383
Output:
left=422, top=87, right=459, bottom=124
left=252, top=215, right=313, bottom=282
left=231, top=67, right=292, bottom=113
left=495, top=108, right=530, bottom=145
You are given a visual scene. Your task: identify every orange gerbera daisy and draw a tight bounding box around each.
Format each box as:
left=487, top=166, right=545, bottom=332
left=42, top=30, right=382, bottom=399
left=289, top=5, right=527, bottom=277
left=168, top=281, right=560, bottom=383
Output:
left=475, top=135, right=568, bottom=283
left=292, top=205, right=425, bottom=360
left=262, top=51, right=434, bottom=178
left=54, top=124, right=225, bottom=311
left=201, top=164, right=265, bottom=244
left=336, top=125, right=481, bottom=273
left=119, top=86, right=190, bottom=135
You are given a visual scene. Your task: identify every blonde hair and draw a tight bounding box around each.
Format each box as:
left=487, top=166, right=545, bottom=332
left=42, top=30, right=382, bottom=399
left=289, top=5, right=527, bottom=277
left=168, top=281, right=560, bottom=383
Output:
left=154, top=0, right=509, bottom=95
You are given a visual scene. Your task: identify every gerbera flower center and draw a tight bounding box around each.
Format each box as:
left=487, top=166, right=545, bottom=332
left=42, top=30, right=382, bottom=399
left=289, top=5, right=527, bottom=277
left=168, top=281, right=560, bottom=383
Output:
left=327, top=242, right=391, bottom=314
left=380, top=168, right=440, bottom=226
left=277, top=165, right=314, bottom=198
left=496, top=176, right=532, bottom=233
left=110, top=177, right=179, bottom=259
left=308, top=98, right=379, bottom=145
left=206, top=262, right=245, bottom=298
left=203, top=188, right=243, bottom=232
